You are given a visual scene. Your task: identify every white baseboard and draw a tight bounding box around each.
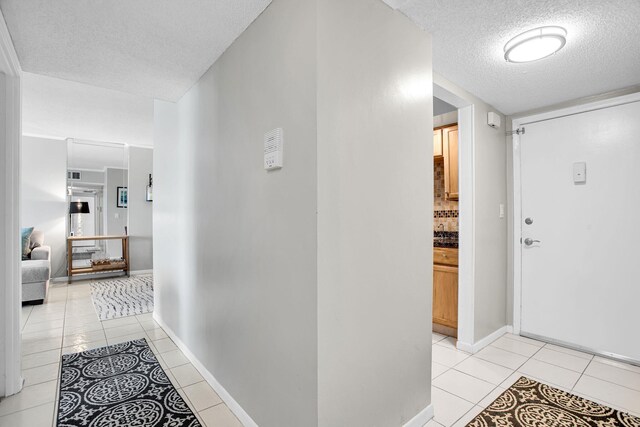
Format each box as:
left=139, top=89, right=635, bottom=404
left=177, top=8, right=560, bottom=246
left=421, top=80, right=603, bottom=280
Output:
left=153, top=314, right=258, bottom=427
left=403, top=404, right=433, bottom=427
left=456, top=325, right=511, bottom=354
left=130, top=269, right=153, bottom=275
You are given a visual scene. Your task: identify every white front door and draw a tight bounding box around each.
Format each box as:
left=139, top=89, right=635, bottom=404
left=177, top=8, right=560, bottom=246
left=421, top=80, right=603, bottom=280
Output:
left=520, top=99, right=640, bottom=362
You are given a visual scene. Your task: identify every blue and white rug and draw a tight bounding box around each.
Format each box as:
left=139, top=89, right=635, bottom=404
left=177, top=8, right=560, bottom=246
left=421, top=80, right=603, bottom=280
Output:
left=90, top=276, right=154, bottom=321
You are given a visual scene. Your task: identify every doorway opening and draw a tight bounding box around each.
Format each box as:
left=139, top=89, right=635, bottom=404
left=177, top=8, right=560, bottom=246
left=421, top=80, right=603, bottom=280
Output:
left=432, top=84, right=475, bottom=350
left=432, top=98, right=459, bottom=338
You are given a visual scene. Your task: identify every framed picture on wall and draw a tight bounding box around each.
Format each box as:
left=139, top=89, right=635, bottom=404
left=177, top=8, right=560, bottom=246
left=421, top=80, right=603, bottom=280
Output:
left=117, top=187, right=128, bottom=208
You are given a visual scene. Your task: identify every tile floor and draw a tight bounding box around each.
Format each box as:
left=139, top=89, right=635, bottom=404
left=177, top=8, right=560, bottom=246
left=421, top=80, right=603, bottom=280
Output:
left=2, top=278, right=640, bottom=427
left=0, top=278, right=242, bottom=427
left=426, top=332, right=640, bottom=427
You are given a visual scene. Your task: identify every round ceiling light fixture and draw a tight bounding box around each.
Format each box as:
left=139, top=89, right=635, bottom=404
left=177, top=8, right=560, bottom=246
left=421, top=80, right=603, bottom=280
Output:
left=504, top=26, right=567, bottom=63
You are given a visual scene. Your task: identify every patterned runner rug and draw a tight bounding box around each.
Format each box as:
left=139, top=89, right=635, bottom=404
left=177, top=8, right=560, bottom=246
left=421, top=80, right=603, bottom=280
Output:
left=90, top=275, right=153, bottom=321
left=468, top=376, right=640, bottom=426
left=57, top=339, right=201, bottom=426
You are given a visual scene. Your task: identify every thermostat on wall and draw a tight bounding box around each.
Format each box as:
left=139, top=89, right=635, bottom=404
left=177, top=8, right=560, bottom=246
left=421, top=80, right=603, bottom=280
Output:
left=264, top=128, right=283, bottom=170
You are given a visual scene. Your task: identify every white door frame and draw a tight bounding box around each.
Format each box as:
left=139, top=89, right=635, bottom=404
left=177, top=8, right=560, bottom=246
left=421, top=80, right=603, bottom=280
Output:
left=511, top=91, right=640, bottom=335
left=0, top=10, right=23, bottom=397
left=433, top=84, right=475, bottom=348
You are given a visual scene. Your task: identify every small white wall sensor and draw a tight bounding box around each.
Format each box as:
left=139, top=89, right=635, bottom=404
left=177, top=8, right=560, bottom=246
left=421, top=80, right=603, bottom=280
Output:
left=573, top=162, right=586, bottom=184
left=487, top=112, right=501, bottom=129
left=264, top=128, right=283, bottom=170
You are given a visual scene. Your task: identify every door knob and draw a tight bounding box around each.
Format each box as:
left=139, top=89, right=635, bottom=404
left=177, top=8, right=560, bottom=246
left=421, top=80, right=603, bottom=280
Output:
left=524, top=238, right=541, bottom=246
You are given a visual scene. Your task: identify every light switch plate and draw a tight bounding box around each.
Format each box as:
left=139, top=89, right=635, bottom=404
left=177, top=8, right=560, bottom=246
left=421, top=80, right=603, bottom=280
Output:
left=573, top=162, right=586, bottom=184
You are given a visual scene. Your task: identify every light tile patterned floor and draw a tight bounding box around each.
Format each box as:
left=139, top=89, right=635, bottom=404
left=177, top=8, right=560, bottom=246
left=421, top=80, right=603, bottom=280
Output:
left=426, top=332, right=640, bottom=427
left=0, top=278, right=242, bottom=427
left=2, top=278, right=640, bottom=427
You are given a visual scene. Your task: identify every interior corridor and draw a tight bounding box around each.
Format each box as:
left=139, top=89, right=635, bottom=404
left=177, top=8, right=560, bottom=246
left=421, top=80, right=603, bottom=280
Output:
left=0, top=278, right=241, bottom=427
left=1, top=276, right=639, bottom=426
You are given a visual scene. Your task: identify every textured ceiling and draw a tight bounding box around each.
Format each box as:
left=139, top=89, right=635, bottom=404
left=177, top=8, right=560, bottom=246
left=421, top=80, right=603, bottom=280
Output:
left=23, top=73, right=154, bottom=146
left=3, top=1, right=639, bottom=112
left=0, top=0, right=271, bottom=101
left=385, top=0, right=640, bottom=114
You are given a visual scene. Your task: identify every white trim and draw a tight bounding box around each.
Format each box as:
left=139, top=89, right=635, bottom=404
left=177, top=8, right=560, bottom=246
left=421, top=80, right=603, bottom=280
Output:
left=131, top=269, right=153, bottom=275
left=24, top=133, right=154, bottom=150
left=433, top=83, right=476, bottom=348
left=0, top=15, right=20, bottom=75
left=68, top=167, right=106, bottom=173
left=69, top=181, right=105, bottom=187
left=456, top=325, right=511, bottom=354
left=402, top=404, right=434, bottom=427
left=511, top=128, right=522, bottom=335
left=456, top=105, right=475, bottom=347
left=511, top=91, right=640, bottom=336
left=0, top=7, right=22, bottom=398
left=153, top=313, right=259, bottom=427
left=22, top=132, right=67, bottom=141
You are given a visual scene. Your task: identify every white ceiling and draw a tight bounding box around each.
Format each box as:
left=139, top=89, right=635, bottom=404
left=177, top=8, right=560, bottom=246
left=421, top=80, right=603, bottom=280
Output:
left=0, top=0, right=271, bottom=102
left=22, top=72, right=154, bottom=146
left=68, top=141, right=128, bottom=172
left=385, top=0, right=640, bottom=114
left=4, top=1, right=639, bottom=114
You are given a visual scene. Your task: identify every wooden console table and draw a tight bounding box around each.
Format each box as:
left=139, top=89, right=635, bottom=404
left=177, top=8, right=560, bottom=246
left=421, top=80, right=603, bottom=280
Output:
left=67, top=235, right=130, bottom=283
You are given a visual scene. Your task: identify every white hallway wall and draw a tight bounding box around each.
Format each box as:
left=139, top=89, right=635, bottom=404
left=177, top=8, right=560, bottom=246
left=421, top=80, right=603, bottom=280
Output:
left=128, top=146, right=153, bottom=271
left=153, top=0, right=433, bottom=426
left=103, top=167, right=128, bottom=257
left=317, top=0, right=432, bottom=425
left=0, top=6, right=22, bottom=397
left=153, top=0, right=319, bottom=424
left=21, top=136, right=67, bottom=278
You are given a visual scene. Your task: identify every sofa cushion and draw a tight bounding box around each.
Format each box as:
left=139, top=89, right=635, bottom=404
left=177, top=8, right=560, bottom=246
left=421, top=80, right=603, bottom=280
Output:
left=29, top=230, right=44, bottom=250
left=21, top=227, right=34, bottom=260
left=22, top=260, right=50, bottom=284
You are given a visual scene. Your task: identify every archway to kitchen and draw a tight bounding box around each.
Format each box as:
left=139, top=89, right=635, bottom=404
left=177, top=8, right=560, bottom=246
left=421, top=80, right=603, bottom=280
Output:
left=432, top=83, right=475, bottom=351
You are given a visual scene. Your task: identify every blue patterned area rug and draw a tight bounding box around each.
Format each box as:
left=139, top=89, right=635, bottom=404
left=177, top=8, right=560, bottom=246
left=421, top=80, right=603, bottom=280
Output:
left=57, top=339, right=201, bottom=426
left=90, top=275, right=154, bottom=321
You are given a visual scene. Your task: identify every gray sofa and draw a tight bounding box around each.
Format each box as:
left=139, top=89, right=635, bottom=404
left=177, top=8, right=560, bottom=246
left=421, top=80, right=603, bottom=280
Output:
left=22, top=230, right=51, bottom=305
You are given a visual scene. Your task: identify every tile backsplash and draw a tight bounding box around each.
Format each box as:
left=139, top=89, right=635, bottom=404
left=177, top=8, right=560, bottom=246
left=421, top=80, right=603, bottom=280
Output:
left=434, top=158, right=459, bottom=231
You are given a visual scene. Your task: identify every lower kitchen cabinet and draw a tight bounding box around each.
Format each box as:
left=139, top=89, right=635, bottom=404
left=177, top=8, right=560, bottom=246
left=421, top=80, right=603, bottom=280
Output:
left=433, top=249, right=458, bottom=334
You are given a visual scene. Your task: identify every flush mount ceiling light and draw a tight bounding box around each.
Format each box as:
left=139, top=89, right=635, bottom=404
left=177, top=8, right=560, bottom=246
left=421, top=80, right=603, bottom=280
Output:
left=504, top=26, right=567, bottom=63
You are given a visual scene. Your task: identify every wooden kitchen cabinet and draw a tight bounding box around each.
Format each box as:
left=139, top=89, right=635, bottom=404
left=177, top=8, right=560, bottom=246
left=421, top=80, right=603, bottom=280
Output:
left=443, top=125, right=459, bottom=200
left=433, top=124, right=458, bottom=200
left=433, top=247, right=458, bottom=334
left=433, top=265, right=458, bottom=330
left=433, top=129, right=443, bottom=157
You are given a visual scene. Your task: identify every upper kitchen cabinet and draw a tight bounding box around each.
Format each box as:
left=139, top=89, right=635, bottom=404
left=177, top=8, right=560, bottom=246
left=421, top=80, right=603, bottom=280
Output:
left=433, top=124, right=458, bottom=200
left=433, top=129, right=443, bottom=157
left=443, top=125, right=459, bottom=201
